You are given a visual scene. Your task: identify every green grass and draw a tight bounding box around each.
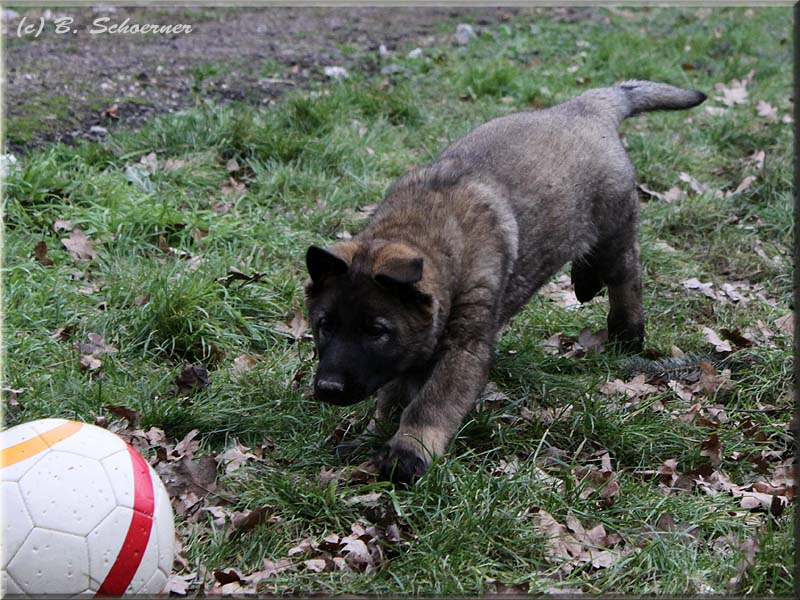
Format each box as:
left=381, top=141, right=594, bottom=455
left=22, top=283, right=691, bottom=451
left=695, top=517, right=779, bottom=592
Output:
left=2, top=7, right=793, bottom=596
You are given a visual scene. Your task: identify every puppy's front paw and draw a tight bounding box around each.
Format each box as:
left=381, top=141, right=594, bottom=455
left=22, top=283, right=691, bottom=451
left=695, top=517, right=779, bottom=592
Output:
left=373, top=443, right=429, bottom=485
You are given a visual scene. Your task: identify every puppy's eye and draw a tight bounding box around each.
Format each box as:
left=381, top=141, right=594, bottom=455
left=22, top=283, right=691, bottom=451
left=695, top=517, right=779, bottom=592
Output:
left=366, top=322, right=390, bottom=339
left=317, top=317, right=334, bottom=336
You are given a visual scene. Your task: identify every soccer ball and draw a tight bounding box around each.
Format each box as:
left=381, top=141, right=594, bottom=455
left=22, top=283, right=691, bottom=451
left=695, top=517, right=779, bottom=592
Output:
left=1, top=419, right=175, bottom=596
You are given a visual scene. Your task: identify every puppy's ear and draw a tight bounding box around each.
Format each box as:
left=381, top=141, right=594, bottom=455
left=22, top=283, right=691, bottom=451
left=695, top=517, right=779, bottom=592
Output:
left=306, top=246, right=349, bottom=284
left=374, top=256, right=423, bottom=286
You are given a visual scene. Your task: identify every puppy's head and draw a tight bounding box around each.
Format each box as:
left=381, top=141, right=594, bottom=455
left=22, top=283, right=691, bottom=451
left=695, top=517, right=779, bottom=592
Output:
left=304, top=240, right=438, bottom=406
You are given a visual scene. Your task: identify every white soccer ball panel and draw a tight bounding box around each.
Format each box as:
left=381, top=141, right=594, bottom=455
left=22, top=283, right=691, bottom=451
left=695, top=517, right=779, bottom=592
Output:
left=27, top=418, right=72, bottom=437
left=2, top=481, right=34, bottom=569
left=144, top=567, right=169, bottom=595
left=152, top=466, right=175, bottom=576
left=100, top=449, right=137, bottom=509
left=86, top=505, right=132, bottom=590
left=18, top=451, right=117, bottom=536
left=2, top=570, right=24, bottom=595
left=48, top=423, right=127, bottom=461
left=7, top=528, right=90, bottom=595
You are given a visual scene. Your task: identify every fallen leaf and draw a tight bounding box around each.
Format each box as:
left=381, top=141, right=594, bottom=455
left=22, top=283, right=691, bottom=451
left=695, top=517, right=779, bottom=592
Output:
left=682, top=278, right=717, bottom=300
left=156, top=453, right=218, bottom=499
left=274, top=308, right=311, bottom=341
left=599, top=374, right=660, bottom=401
left=204, top=505, right=228, bottom=528
left=705, top=106, right=729, bottom=117
left=33, top=240, right=54, bottom=266
left=61, top=229, right=97, bottom=261
left=727, top=533, right=760, bottom=591
left=166, top=573, right=195, bottom=595
left=79, top=354, right=102, bottom=371
left=715, top=70, right=755, bottom=107
left=173, top=362, right=210, bottom=396
left=102, top=104, right=119, bottom=120
left=702, top=327, right=732, bottom=353
left=726, top=175, right=756, bottom=197
left=232, top=353, right=259, bottom=375
left=700, top=433, right=723, bottom=467
left=749, top=150, right=766, bottom=171
left=217, top=442, right=261, bottom=474
left=216, top=266, right=267, bottom=286
left=105, top=404, right=142, bottom=429
left=170, top=429, right=201, bottom=461
left=231, top=505, right=278, bottom=534
left=226, top=158, right=241, bottom=173
left=53, top=219, right=73, bottom=232
left=577, top=328, right=607, bottom=353
left=679, top=172, right=709, bottom=195
left=540, top=274, right=581, bottom=309
left=756, top=100, right=778, bottom=122
left=638, top=184, right=684, bottom=203
left=774, top=312, right=794, bottom=337
left=79, top=332, right=118, bottom=356
left=139, top=152, right=158, bottom=173
left=163, top=158, right=189, bottom=170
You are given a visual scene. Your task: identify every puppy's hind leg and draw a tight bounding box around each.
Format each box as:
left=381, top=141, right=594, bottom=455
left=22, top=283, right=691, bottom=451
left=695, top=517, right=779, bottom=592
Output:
left=603, top=240, right=645, bottom=353
left=588, top=191, right=645, bottom=353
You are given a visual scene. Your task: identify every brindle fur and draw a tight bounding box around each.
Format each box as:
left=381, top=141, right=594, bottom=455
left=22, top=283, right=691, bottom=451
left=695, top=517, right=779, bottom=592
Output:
left=305, top=81, right=706, bottom=483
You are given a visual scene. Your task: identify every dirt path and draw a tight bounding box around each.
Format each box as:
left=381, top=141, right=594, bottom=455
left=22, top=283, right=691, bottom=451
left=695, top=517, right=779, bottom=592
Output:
left=3, top=6, right=561, bottom=151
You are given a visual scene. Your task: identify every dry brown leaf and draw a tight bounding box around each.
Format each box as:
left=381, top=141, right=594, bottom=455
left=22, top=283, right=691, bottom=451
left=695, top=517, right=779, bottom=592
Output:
left=577, top=328, right=607, bottom=353
left=79, top=354, right=102, bottom=371
left=756, top=100, right=778, bottom=122
left=170, top=429, right=201, bottom=461
left=231, top=505, right=278, bottom=534
left=53, top=219, right=73, bottom=232
left=139, top=152, right=158, bottom=173
left=701, top=327, right=732, bottom=353
left=638, top=183, right=684, bottom=203
left=774, top=312, right=793, bottom=337
left=62, top=229, right=97, bottom=261
left=682, top=278, right=717, bottom=300
left=217, top=442, right=261, bottom=474
left=715, top=70, right=755, bottom=107
left=166, top=573, right=195, bottom=595
left=678, top=172, right=709, bottom=195
left=79, top=332, right=118, bottom=356
left=163, top=158, right=189, bottom=170
left=34, top=240, right=54, bottom=266
left=204, top=505, right=228, bottom=527
left=700, top=433, right=722, bottom=468
left=173, top=362, right=210, bottom=396
left=727, top=534, right=759, bottom=591
left=274, top=308, right=312, bottom=341
left=540, top=274, right=581, bottom=309
left=749, top=150, right=766, bottom=171
left=599, top=374, right=660, bottom=401
left=105, top=404, right=142, bottom=429
left=726, top=175, right=756, bottom=197
left=232, top=353, right=259, bottom=375
left=156, top=453, right=218, bottom=499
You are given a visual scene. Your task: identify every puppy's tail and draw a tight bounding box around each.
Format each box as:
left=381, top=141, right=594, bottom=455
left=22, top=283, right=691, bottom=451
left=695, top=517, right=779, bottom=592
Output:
left=612, top=80, right=707, bottom=122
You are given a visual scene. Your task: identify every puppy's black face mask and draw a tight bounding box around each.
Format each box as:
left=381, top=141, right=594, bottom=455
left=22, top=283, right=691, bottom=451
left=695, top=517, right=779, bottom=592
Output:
left=304, top=245, right=435, bottom=406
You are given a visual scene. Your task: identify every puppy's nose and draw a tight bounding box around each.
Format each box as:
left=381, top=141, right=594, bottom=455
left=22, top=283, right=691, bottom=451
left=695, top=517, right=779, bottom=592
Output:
left=316, top=379, right=345, bottom=394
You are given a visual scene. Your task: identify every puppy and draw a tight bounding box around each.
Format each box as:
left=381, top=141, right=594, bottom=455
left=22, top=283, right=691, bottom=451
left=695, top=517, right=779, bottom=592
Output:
left=305, top=81, right=706, bottom=483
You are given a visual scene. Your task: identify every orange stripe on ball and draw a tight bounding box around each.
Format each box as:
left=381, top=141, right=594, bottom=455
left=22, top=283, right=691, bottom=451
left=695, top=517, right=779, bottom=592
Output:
left=0, top=420, right=83, bottom=468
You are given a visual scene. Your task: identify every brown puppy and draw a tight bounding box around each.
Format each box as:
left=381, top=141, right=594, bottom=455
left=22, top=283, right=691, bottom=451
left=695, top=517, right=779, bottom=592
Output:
left=305, top=81, right=706, bottom=483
